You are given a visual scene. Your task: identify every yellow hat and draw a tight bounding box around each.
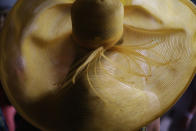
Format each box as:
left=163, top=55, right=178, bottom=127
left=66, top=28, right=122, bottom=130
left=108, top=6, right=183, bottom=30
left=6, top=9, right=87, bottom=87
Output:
left=0, top=0, right=195, bottom=130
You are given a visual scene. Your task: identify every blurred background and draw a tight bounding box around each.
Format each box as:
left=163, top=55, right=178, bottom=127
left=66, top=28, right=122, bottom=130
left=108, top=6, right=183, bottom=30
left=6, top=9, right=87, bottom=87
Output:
left=0, top=0, right=196, bottom=131
left=0, top=0, right=17, bottom=10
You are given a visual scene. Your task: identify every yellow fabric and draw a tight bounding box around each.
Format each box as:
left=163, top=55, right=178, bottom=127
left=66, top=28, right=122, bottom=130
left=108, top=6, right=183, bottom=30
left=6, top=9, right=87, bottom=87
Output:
left=0, top=0, right=195, bottom=131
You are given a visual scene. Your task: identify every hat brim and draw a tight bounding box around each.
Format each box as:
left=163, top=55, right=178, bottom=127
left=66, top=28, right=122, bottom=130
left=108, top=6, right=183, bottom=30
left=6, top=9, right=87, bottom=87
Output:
left=0, top=0, right=195, bottom=131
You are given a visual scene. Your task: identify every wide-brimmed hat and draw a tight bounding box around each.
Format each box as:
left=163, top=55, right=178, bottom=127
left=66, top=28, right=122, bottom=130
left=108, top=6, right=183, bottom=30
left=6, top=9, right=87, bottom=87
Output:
left=0, top=0, right=195, bottom=131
